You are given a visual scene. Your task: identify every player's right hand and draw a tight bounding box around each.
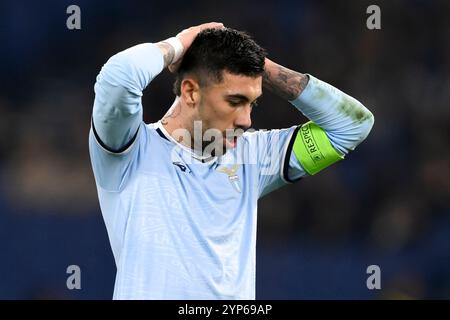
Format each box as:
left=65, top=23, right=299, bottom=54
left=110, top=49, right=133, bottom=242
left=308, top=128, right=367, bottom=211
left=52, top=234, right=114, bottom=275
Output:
left=168, top=22, right=224, bottom=73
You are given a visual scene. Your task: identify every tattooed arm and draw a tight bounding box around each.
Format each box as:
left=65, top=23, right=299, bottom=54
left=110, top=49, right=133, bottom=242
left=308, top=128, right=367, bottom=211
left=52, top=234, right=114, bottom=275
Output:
left=155, top=42, right=176, bottom=68
left=262, top=57, right=374, bottom=178
left=263, top=58, right=309, bottom=101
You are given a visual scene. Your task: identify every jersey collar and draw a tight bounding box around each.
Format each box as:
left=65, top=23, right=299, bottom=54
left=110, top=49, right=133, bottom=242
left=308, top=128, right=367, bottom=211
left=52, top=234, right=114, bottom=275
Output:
left=156, top=120, right=217, bottom=163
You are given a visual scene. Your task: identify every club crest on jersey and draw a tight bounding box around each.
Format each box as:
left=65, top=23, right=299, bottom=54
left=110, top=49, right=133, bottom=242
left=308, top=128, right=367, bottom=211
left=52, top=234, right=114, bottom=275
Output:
left=216, top=164, right=241, bottom=193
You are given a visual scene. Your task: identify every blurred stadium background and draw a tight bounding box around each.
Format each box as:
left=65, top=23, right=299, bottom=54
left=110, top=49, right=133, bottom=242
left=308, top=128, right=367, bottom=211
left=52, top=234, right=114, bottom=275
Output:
left=0, top=0, right=449, bottom=299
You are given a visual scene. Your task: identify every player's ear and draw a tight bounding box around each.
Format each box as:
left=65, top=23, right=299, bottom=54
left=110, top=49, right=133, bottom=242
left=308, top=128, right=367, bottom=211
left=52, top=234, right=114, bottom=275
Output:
left=180, top=78, right=200, bottom=108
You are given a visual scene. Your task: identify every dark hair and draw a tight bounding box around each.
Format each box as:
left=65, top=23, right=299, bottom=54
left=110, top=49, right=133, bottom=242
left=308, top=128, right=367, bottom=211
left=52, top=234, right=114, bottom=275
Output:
left=173, top=28, right=267, bottom=96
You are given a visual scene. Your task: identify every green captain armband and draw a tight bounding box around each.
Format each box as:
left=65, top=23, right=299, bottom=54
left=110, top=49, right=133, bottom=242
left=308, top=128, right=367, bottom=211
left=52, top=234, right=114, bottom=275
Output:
left=292, top=121, right=344, bottom=175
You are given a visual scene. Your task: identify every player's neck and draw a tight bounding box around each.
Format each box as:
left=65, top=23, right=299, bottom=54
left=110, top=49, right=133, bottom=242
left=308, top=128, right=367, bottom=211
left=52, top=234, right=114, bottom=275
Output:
left=161, top=97, right=207, bottom=158
left=161, top=97, right=184, bottom=136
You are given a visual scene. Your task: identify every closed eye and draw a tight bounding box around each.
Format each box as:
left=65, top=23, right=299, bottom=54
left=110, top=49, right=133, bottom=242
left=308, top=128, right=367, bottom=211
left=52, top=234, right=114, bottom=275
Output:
left=227, top=99, right=259, bottom=108
left=226, top=93, right=261, bottom=108
left=228, top=100, right=242, bottom=107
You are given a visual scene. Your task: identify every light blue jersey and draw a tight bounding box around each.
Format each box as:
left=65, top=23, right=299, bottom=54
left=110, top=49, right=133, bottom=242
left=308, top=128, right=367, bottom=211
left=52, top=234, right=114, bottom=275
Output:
left=89, top=43, right=374, bottom=299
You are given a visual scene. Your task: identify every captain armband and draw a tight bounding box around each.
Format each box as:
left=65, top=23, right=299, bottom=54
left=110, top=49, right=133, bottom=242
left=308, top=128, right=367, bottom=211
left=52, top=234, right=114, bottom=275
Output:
left=292, top=121, right=344, bottom=175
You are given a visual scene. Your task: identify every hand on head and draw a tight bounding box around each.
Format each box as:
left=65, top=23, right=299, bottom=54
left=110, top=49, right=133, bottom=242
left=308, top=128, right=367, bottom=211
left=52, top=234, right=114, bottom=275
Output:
left=168, top=22, right=225, bottom=73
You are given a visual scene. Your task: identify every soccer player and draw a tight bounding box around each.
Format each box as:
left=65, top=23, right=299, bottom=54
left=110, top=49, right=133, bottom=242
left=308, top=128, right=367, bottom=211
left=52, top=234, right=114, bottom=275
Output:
left=89, top=22, right=374, bottom=299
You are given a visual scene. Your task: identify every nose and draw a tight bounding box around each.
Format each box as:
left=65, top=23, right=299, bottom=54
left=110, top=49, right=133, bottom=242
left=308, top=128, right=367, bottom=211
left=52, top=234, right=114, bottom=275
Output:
left=235, top=105, right=252, bottom=130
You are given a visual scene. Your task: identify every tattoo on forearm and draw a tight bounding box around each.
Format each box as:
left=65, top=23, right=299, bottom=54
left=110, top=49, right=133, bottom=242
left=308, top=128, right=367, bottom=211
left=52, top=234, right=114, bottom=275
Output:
left=156, top=42, right=175, bottom=68
left=263, top=65, right=309, bottom=101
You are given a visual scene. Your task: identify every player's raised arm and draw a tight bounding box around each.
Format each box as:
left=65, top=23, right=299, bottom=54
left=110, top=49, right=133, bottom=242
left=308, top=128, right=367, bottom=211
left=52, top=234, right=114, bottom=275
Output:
left=91, top=22, right=224, bottom=152
left=263, top=58, right=375, bottom=176
left=91, top=43, right=163, bottom=152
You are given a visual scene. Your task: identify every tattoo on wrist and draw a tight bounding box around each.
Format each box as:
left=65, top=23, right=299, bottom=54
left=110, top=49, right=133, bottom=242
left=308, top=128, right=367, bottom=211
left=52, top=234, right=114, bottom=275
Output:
left=156, top=42, right=175, bottom=68
left=263, top=66, right=309, bottom=101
